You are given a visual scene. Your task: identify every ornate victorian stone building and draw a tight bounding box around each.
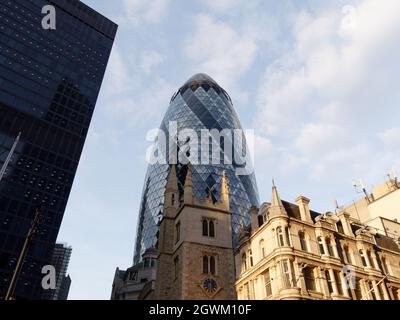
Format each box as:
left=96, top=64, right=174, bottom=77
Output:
left=235, top=183, right=400, bottom=300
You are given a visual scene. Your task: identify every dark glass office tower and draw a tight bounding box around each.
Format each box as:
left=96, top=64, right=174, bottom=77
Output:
left=0, top=0, right=117, bottom=299
left=133, top=73, right=260, bottom=263
left=43, top=243, right=72, bottom=300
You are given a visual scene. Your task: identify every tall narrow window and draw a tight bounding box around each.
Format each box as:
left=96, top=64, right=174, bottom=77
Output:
left=260, top=239, right=265, bottom=258
left=242, top=253, right=247, bottom=272
left=210, top=256, right=216, bottom=275
left=277, top=227, right=284, bottom=247
left=367, top=251, right=375, bottom=269
left=203, top=255, right=209, bottom=274
left=359, top=250, right=368, bottom=267
left=174, top=256, right=179, bottom=280
left=318, top=237, right=325, bottom=255
left=325, top=270, right=334, bottom=294
left=336, top=221, right=345, bottom=234
left=248, top=250, right=253, bottom=267
left=326, top=237, right=334, bottom=256
left=209, top=220, right=215, bottom=237
left=299, top=231, right=307, bottom=251
left=382, top=257, right=389, bottom=274
left=281, top=260, right=294, bottom=288
left=171, top=193, right=175, bottom=206
left=378, top=282, right=386, bottom=299
left=285, top=227, right=292, bottom=247
left=202, top=218, right=216, bottom=237
left=202, top=219, right=208, bottom=236
left=343, top=245, right=351, bottom=264
left=244, top=283, right=250, bottom=300
left=354, top=279, right=363, bottom=300
left=175, top=221, right=180, bottom=243
left=334, top=271, right=343, bottom=295
left=304, top=267, right=316, bottom=292
left=368, top=282, right=377, bottom=300
left=264, top=269, right=272, bottom=297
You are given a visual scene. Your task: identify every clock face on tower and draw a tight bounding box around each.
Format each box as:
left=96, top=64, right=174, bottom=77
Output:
left=202, top=278, right=218, bottom=295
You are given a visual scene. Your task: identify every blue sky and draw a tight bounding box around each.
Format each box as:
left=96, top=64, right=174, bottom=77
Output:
left=56, top=0, right=400, bottom=299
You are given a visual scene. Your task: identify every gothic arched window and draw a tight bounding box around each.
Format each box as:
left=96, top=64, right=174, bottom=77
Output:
left=203, top=255, right=209, bottom=274
left=209, top=220, right=215, bottom=237
left=248, top=250, right=253, bottom=267
left=299, top=231, right=307, bottom=251
left=210, top=256, right=216, bottom=275
left=260, top=239, right=265, bottom=258
left=359, top=249, right=368, bottom=267
left=277, top=227, right=284, bottom=247
left=326, top=237, right=334, bottom=256
left=242, top=253, right=247, bottom=272
left=318, top=237, right=325, bottom=255
left=202, top=219, right=208, bottom=236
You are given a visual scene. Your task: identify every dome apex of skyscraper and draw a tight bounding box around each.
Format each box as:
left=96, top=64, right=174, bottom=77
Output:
left=184, top=73, right=218, bottom=85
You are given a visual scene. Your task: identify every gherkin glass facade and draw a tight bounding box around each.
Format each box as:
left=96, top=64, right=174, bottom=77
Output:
left=133, top=74, right=259, bottom=263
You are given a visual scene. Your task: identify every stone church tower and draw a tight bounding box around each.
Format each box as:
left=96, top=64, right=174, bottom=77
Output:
left=154, top=165, right=237, bottom=300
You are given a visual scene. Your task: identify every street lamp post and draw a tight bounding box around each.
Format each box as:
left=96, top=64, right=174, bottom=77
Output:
left=4, top=207, right=43, bottom=300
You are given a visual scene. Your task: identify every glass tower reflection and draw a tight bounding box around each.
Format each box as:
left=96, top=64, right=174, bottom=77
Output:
left=134, top=73, right=260, bottom=263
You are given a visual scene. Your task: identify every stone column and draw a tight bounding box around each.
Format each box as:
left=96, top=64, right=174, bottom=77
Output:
left=271, top=264, right=280, bottom=296
left=387, top=285, right=395, bottom=300
left=359, top=280, right=369, bottom=300
left=380, top=282, right=390, bottom=300
left=294, top=262, right=306, bottom=294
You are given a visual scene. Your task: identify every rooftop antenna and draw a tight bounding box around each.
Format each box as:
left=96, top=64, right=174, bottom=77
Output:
left=334, top=199, right=340, bottom=213
left=0, top=132, right=21, bottom=183
left=388, top=169, right=399, bottom=189
left=353, top=178, right=372, bottom=203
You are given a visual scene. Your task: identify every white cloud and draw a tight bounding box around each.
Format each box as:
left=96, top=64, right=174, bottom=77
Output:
left=105, top=77, right=176, bottom=127
left=254, top=0, right=400, bottom=183
left=198, top=0, right=259, bottom=13
left=256, top=0, right=400, bottom=134
left=121, top=0, right=169, bottom=25
left=140, top=51, right=165, bottom=74
left=184, top=14, right=257, bottom=88
left=379, top=128, right=400, bottom=151
left=105, top=45, right=135, bottom=95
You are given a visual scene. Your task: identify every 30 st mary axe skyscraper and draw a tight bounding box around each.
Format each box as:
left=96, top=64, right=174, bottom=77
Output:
left=133, top=73, right=260, bottom=263
left=0, top=0, right=116, bottom=299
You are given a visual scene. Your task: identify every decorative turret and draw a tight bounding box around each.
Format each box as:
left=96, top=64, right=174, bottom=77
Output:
left=220, top=171, right=230, bottom=211
left=164, top=165, right=179, bottom=217
left=184, top=164, right=193, bottom=205
left=269, top=179, right=287, bottom=217
left=249, top=206, right=259, bottom=231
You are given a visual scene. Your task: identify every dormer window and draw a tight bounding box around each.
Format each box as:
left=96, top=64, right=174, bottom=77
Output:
left=202, top=218, right=216, bottom=237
